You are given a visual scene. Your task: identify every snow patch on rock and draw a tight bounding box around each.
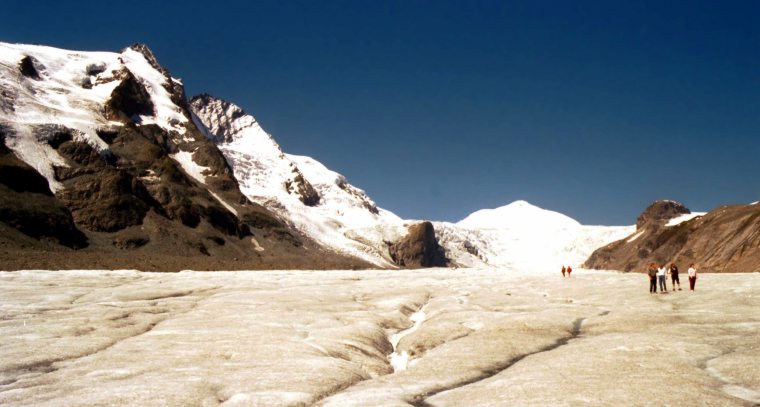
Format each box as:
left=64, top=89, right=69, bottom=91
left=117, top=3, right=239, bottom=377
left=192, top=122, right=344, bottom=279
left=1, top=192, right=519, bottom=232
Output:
left=665, top=212, right=706, bottom=227
left=170, top=150, right=209, bottom=184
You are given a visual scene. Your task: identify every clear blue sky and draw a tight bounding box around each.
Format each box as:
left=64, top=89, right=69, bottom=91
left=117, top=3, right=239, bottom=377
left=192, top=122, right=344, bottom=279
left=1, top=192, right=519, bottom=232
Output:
left=3, top=1, right=759, bottom=224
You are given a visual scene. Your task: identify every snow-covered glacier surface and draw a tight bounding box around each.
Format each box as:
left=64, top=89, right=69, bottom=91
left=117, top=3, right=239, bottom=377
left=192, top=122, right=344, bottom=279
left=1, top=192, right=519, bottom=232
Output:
left=1, top=269, right=758, bottom=406
left=436, top=201, right=635, bottom=269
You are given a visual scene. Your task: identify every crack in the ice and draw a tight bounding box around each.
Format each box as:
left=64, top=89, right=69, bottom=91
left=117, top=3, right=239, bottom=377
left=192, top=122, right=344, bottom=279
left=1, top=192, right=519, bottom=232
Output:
left=308, top=296, right=432, bottom=406
left=0, top=318, right=163, bottom=394
left=407, top=317, right=587, bottom=407
left=389, top=297, right=433, bottom=373
left=700, top=349, right=760, bottom=405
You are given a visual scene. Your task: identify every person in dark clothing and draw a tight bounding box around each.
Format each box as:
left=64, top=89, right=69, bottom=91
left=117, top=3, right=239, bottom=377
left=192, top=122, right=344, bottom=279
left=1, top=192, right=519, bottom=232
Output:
left=561, top=265, right=566, bottom=277
left=647, top=263, right=658, bottom=293
left=670, top=263, right=681, bottom=291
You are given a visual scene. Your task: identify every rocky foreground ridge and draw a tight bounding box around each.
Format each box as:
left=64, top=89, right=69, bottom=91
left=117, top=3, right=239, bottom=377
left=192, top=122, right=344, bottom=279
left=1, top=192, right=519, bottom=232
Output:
left=585, top=200, right=760, bottom=272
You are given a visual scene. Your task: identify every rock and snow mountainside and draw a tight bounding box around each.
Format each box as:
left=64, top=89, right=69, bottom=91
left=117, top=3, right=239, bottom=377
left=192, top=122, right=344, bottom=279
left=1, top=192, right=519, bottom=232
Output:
left=434, top=201, right=634, bottom=271
left=189, top=94, right=407, bottom=267
left=585, top=200, right=760, bottom=272
left=0, top=41, right=641, bottom=271
left=189, top=96, right=630, bottom=270
left=0, top=42, right=371, bottom=271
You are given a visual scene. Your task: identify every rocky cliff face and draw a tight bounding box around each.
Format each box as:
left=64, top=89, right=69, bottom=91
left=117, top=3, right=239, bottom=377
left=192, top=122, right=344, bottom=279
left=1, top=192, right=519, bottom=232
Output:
left=0, top=132, right=87, bottom=248
left=389, top=222, right=448, bottom=268
left=585, top=200, right=760, bottom=272
left=0, top=42, right=371, bottom=271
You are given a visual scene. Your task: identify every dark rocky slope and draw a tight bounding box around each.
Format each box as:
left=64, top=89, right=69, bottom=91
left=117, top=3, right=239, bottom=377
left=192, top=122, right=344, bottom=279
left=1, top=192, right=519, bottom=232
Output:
left=0, top=133, right=87, bottom=248
left=585, top=200, right=760, bottom=273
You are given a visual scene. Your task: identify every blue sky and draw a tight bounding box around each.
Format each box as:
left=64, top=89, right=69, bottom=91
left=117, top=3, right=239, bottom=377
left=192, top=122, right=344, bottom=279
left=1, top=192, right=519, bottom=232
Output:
left=3, top=1, right=759, bottom=224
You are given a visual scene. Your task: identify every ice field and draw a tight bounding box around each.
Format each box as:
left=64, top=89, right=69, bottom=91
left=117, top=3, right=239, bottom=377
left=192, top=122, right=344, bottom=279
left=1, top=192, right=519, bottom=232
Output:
left=1, top=268, right=758, bottom=406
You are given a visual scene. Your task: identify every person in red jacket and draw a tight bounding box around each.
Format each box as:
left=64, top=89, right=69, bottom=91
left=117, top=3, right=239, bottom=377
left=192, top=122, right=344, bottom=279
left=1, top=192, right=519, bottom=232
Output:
left=688, top=264, right=698, bottom=291
left=567, top=266, right=572, bottom=277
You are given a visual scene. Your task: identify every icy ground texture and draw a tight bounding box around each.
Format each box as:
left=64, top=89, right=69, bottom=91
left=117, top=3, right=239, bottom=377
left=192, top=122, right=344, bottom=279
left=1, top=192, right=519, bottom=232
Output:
left=1, top=269, right=758, bottom=406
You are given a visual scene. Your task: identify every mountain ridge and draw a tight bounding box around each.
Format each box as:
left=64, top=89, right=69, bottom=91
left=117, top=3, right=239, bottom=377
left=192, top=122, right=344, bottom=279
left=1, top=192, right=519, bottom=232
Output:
left=0, top=41, right=373, bottom=271
left=1, top=41, right=756, bottom=272
left=585, top=200, right=760, bottom=273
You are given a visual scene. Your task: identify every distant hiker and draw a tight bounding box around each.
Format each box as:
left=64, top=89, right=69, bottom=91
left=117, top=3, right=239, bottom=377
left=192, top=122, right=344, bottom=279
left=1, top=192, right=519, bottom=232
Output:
left=657, top=264, right=668, bottom=293
left=688, top=264, right=698, bottom=291
left=567, top=266, right=572, bottom=277
left=648, top=263, right=658, bottom=293
left=561, top=266, right=566, bottom=277
left=670, top=263, right=681, bottom=291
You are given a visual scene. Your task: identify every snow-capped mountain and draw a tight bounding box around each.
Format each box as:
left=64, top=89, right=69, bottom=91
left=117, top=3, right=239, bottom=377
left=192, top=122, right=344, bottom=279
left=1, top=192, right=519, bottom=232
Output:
left=0, top=43, right=187, bottom=193
left=189, top=96, right=632, bottom=271
left=435, top=201, right=634, bottom=271
left=0, top=42, right=372, bottom=271
left=0, top=41, right=635, bottom=272
left=190, top=94, right=406, bottom=267
left=458, top=200, right=580, bottom=231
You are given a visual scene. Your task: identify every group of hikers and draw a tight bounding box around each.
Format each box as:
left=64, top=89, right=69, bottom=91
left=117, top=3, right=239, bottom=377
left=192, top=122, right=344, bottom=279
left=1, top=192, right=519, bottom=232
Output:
left=557, top=263, right=698, bottom=293
left=647, top=262, right=698, bottom=293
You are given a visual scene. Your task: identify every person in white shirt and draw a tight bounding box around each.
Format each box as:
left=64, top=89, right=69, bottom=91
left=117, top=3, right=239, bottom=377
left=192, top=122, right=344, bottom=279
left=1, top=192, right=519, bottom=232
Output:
left=687, top=264, right=698, bottom=291
left=657, top=264, right=668, bottom=293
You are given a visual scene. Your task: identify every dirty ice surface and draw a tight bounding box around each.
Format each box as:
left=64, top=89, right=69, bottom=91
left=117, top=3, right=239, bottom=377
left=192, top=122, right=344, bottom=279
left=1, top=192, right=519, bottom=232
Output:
left=1, top=269, right=758, bottom=406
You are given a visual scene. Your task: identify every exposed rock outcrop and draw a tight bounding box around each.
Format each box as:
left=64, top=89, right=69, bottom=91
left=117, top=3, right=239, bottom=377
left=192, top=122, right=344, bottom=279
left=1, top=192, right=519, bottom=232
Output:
left=0, top=134, right=87, bottom=248
left=390, top=221, right=448, bottom=268
left=104, top=70, right=155, bottom=122
left=636, top=200, right=690, bottom=229
left=285, top=173, right=320, bottom=206
left=585, top=200, right=760, bottom=272
left=18, top=56, right=41, bottom=80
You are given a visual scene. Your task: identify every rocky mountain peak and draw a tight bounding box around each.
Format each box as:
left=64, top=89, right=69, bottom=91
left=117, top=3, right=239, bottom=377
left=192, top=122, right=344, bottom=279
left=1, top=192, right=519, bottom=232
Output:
left=124, top=43, right=187, bottom=114
left=636, top=200, right=690, bottom=229
left=190, top=94, right=254, bottom=143
left=190, top=94, right=321, bottom=207
left=127, top=44, right=166, bottom=75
